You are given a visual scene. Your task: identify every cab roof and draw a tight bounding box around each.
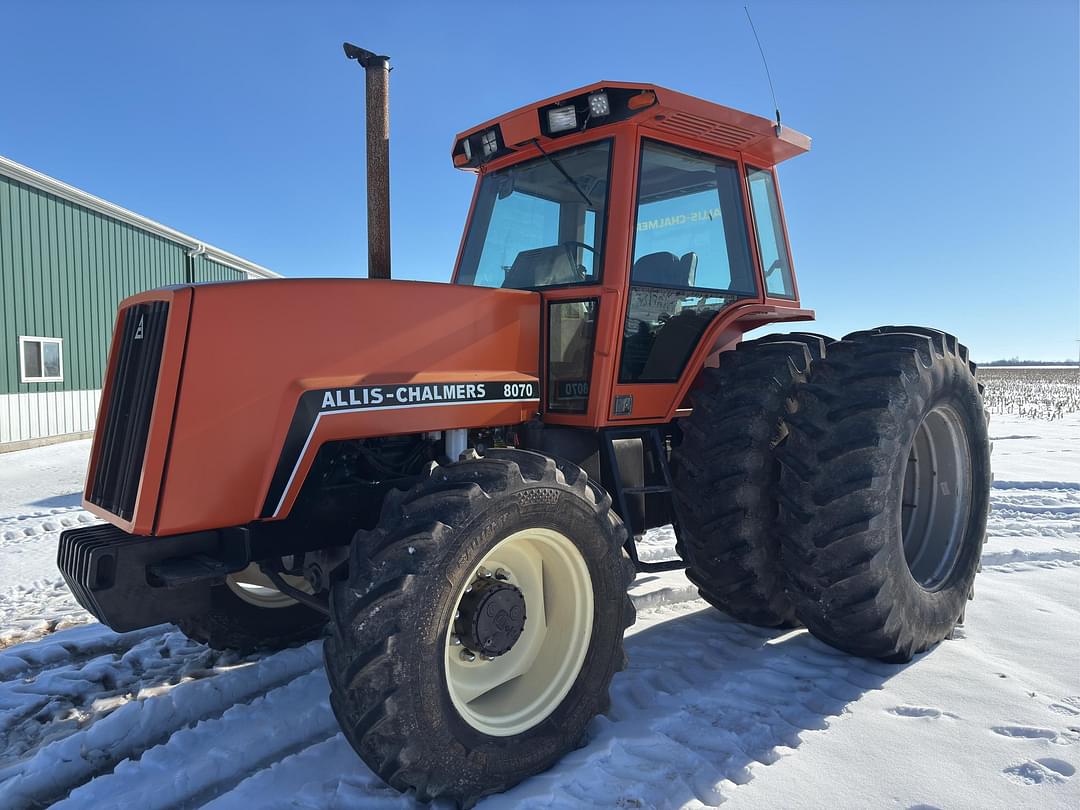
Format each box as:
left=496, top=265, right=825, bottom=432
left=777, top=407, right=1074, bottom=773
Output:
left=452, top=80, right=810, bottom=171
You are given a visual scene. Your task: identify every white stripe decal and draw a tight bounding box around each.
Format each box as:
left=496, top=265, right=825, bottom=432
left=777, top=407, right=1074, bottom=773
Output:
left=271, top=396, right=539, bottom=518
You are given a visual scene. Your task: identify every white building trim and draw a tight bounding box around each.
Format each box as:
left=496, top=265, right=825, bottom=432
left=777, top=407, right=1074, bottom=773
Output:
left=0, top=389, right=102, bottom=446
left=0, top=154, right=280, bottom=280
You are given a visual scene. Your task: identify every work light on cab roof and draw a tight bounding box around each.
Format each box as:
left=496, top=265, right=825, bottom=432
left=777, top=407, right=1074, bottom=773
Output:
left=452, top=82, right=809, bottom=170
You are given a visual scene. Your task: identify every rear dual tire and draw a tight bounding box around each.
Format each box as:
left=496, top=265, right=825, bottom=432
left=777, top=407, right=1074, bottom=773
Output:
left=778, top=327, right=991, bottom=661
left=671, top=332, right=832, bottom=627
left=672, top=327, right=990, bottom=663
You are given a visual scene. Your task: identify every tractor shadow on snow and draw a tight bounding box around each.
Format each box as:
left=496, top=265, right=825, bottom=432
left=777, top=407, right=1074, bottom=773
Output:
left=482, top=603, right=913, bottom=807
left=28, top=491, right=83, bottom=510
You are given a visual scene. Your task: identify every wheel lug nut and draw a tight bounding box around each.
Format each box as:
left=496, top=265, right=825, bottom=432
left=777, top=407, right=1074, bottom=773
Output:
left=450, top=635, right=462, bottom=646
left=494, top=568, right=510, bottom=581
left=478, top=566, right=492, bottom=578
left=479, top=654, right=494, bottom=661
left=460, top=649, right=476, bottom=663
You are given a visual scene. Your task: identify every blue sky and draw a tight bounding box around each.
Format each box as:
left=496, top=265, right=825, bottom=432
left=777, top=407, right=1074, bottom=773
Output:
left=2, top=1, right=1077, bottom=361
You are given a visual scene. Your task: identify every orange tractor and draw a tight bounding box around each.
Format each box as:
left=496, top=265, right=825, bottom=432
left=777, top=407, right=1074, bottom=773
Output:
left=59, top=45, right=991, bottom=806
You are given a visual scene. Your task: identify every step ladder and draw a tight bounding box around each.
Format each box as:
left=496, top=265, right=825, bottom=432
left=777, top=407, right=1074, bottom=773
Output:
left=600, top=427, right=686, bottom=573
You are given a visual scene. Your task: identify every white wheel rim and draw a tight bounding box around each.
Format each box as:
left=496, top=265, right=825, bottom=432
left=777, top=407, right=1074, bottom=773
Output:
left=444, top=527, right=594, bottom=737
left=225, top=563, right=311, bottom=609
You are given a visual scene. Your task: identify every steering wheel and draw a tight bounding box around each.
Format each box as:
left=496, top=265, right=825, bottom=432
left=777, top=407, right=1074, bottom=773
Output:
left=561, top=241, right=595, bottom=281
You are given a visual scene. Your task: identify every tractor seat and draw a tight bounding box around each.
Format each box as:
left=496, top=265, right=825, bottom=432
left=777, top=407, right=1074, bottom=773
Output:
left=503, top=246, right=579, bottom=289
left=631, top=251, right=698, bottom=288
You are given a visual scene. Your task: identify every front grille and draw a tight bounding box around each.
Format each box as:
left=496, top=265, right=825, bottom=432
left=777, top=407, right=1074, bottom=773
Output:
left=88, top=301, right=170, bottom=521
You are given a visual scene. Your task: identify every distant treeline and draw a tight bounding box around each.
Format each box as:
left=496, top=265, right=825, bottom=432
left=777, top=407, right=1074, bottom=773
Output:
left=981, top=359, right=1080, bottom=366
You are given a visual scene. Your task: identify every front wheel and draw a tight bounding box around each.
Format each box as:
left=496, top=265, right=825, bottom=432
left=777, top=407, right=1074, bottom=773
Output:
left=325, top=449, right=635, bottom=806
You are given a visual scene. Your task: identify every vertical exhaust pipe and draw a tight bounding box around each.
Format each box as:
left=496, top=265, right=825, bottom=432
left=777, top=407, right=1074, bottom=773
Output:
left=343, top=43, right=391, bottom=280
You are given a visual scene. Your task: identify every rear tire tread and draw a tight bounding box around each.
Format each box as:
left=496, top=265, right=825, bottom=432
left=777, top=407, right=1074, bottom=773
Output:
left=778, top=326, right=991, bottom=661
left=670, top=333, right=834, bottom=627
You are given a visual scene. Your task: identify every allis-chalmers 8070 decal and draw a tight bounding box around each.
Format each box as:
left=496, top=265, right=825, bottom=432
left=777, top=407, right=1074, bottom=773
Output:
left=261, top=380, right=540, bottom=518
left=319, top=381, right=536, bottom=410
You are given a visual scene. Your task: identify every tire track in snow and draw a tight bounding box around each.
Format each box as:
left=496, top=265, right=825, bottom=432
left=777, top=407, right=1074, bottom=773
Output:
left=981, top=549, right=1080, bottom=569
left=0, top=623, right=162, bottom=682
left=985, top=481, right=1080, bottom=570
left=0, top=509, right=96, bottom=544
left=0, top=510, right=99, bottom=649
left=0, top=578, right=92, bottom=650
left=200, top=735, right=404, bottom=810
left=56, top=668, right=339, bottom=810
left=0, top=623, right=169, bottom=744
left=993, top=481, right=1080, bottom=491
left=0, top=640, right=323, bottom=809
left=0, top=627, right=239, bottom=766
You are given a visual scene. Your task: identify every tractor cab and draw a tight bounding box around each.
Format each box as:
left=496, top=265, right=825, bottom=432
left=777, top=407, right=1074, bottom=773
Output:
left=451, top=82, right=815, bottom=427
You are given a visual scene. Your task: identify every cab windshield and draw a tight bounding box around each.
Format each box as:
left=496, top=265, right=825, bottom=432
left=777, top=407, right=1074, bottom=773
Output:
left=454, top=140, right=612, bottom=289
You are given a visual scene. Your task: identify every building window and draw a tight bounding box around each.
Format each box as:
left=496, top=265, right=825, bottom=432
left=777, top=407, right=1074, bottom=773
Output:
left=19, top=336, right=63, bottom=383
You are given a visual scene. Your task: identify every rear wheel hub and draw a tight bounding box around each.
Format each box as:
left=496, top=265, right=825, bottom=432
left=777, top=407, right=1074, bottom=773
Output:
left=455, top=579, right=527, bottom=657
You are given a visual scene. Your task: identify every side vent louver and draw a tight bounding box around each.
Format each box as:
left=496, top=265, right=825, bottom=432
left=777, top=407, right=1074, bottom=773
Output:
left=653, top=112, right=756, bottom=149
left=88, top=301, right=169, bottom=521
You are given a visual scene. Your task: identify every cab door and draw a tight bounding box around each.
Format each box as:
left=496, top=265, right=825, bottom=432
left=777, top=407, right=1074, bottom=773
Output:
left=609, top=138, right=762, bottom=421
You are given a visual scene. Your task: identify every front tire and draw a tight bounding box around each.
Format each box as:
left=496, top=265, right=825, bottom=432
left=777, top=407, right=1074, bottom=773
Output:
left=325, top=449, right=635, bottom=806
left=778, top=327, right=991, bottom=662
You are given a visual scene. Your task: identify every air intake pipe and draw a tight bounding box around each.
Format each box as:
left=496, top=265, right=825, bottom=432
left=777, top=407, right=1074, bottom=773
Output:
left=343, top=42, right=391, bottom=280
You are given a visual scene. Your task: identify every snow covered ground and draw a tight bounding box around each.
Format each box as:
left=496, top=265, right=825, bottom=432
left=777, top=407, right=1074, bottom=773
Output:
left=0, top=416, right=1077, bottom=809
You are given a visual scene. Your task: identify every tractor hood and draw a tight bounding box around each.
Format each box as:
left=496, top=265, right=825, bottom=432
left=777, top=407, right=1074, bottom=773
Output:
left=84, top=279, right=540, bottom=536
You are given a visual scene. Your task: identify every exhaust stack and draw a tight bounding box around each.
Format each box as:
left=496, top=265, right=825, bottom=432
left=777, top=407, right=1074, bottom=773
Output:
left=343, top=43, right=391, bottom=280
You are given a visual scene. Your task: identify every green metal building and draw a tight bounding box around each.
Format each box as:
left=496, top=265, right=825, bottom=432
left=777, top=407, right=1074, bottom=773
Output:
left=0, top=155, right=279, bottom=452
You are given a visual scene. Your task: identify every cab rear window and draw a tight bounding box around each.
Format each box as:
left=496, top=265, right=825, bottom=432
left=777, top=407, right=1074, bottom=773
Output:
left=747, top=166, right=795, bottom=298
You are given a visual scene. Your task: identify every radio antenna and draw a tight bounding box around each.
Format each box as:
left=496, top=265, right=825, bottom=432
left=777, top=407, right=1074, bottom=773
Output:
left=744, top=5, right=782, bottom=136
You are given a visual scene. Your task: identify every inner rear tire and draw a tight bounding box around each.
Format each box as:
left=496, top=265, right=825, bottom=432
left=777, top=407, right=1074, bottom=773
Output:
left=778, top=327, right=991, bottom=662
left=325, top=449, right=635, bottom=806
left=175, top=565, right=326, bottom=653
left=671, top=333, right=831, bottom=627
